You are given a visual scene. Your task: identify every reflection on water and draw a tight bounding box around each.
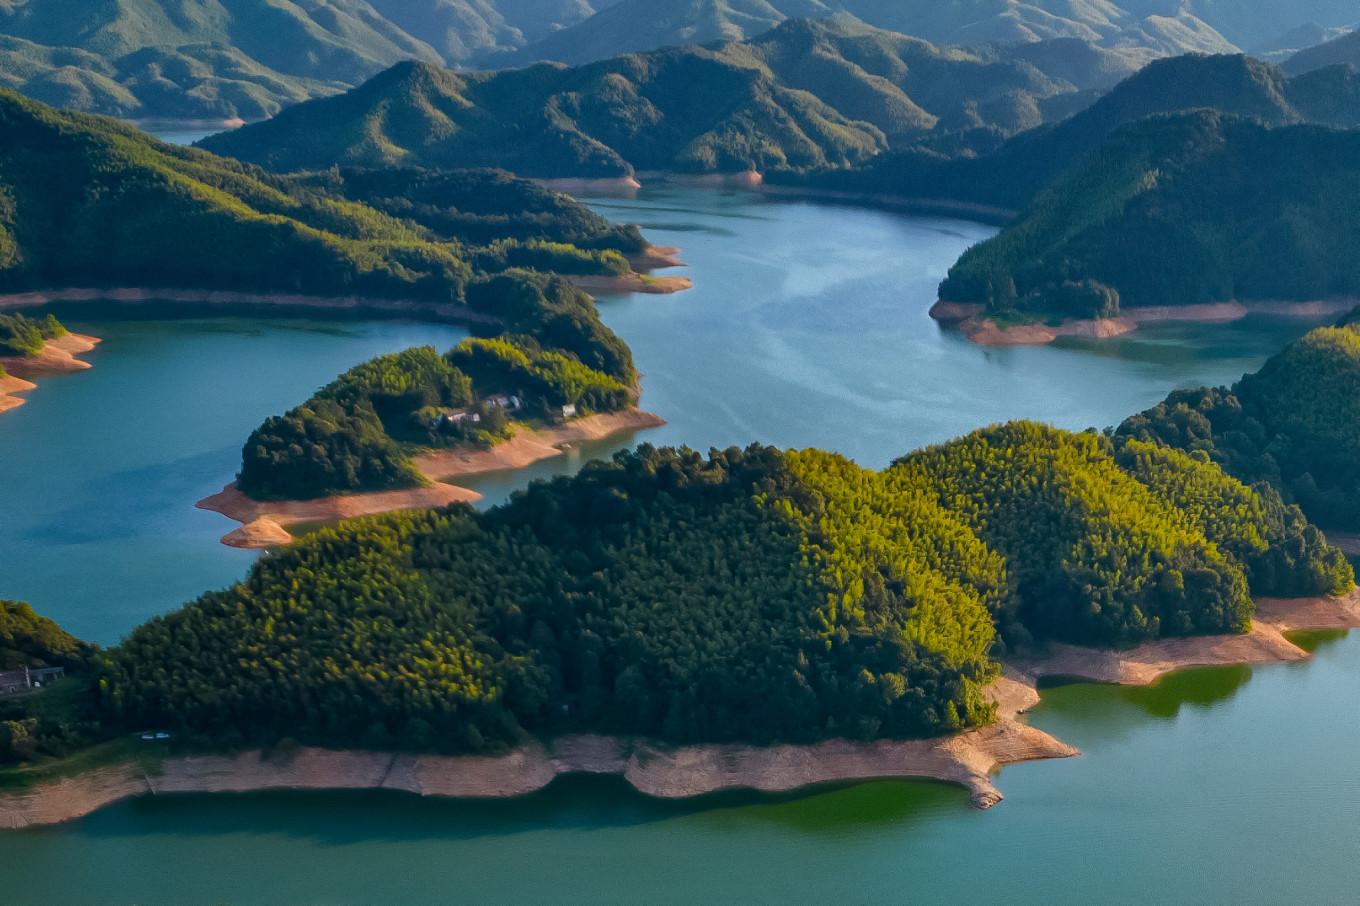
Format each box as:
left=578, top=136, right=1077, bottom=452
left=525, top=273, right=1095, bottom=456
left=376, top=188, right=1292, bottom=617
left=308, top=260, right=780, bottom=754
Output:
left=1285, top=628, right=1349, bottom=653
left=1038, top=665, right=1255, bottom=722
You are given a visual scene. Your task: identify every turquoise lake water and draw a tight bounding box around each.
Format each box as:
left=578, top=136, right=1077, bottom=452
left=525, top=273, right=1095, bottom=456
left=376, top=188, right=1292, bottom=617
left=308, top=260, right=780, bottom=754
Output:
left=0, top=186, right=1352, bottom=904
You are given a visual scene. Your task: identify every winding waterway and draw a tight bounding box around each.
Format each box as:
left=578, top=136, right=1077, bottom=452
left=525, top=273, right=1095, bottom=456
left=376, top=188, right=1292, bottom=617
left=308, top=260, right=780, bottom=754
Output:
left=1, top=186, right=1353, bottom=903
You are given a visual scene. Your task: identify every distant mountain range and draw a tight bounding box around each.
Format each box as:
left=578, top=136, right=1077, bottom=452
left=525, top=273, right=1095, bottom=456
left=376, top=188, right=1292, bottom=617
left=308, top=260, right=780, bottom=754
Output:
left=199, top=18, right=1131, bottom=177
left=0, top=0, right=614, bottom=119
left=1283, top=26, right=1360, bottom=75
left=0, top=0, right=1354, bottom=122
left=782, top=53, right=1360, bottom=211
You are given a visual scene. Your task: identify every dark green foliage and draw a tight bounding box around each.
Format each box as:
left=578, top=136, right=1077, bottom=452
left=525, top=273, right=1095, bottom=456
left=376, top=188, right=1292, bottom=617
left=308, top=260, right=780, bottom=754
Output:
left=0, top=602, right=100, bottom=765
left=103, top=445, right=1005, bottom=751
left=1119, top=317, right=1360, bottom=536
left=939, top=112, right=1360, bottom=317
left=238, top=399, right=421, bottom=501
left=236, top=272, right=638, bottom=500
left=0, top=311, right=66, bottom=356
left=0, top=90, right=640, bottom=304
left=101, top=417, right=1347, bottom=753
left=289, top=167, right=646, bottom=251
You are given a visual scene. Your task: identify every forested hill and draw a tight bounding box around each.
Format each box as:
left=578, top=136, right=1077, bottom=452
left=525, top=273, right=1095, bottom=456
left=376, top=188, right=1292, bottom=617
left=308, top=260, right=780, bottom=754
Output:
left=15, top=328, right=1360, bottom=758
left=1119, top=314, right=1360, bottom=531
left=198, top=18, right=1112, bottom=178
left=780, top=52, right=1360, bottom=211
left=0, top=0, right=610, bottom=120
left=0, top=90, right=645, bottom=306
left=97, top=423, right=1349, bottom=755
left=936, top=112, right=1360, bottom=320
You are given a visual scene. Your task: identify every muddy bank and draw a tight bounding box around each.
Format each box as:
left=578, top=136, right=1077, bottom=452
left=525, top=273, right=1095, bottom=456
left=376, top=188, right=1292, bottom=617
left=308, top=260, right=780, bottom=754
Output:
left=0, top=333, right=100, bottom=414
left=0, top=288, right=501, bottom=326
left=4, top=593, right=1355, bottom=828
left=200, top=409, right=664, bottom=548
left=933, top=299, right=1358, bottom=347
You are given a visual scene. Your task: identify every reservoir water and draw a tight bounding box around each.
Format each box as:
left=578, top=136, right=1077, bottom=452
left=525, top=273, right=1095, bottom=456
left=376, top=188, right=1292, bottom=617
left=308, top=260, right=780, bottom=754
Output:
left=1, top=187, right=1352, bottom=903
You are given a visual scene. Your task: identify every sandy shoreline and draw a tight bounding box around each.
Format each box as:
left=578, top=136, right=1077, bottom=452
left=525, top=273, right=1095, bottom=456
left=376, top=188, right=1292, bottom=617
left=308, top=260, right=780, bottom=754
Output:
left=0, top=333, right=101, bottom=414
left=3, top=591, right=1355, bottom=829
left=568, top=274, right=693, bottom=295
left=199, top=409, right=666, bottom=548
left=932, top=299, right=1359, bottom=347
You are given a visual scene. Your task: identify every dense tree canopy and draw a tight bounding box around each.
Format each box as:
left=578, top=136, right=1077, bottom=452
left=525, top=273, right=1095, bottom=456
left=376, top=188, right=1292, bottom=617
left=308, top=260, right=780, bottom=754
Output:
left=102, top=421, right=1351, bottom=753
left=1118, top=316, right=1360, bottom=531
left=937, top=113, right=1360, bottom=320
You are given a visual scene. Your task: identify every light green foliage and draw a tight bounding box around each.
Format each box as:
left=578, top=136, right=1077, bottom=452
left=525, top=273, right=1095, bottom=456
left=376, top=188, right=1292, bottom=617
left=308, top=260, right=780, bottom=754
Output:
left=0, top=311, right=66, bottom=356
left=895, top=422, right=1256, bottom=646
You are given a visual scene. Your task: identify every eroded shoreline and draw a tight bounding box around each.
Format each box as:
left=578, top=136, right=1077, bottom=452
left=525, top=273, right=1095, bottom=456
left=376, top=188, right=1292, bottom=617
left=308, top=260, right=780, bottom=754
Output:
left=3, top=592, right=1355, bottom=829
left=0, top=333, right=101, bottom=414
left=198, top=409, right=667, bottom=548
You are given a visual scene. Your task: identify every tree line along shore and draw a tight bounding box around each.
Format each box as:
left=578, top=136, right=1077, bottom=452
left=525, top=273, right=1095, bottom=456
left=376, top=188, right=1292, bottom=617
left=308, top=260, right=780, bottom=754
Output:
left=5, top=33, right=1360, bottom=822
left=6, top=308, right=1360, bottom=810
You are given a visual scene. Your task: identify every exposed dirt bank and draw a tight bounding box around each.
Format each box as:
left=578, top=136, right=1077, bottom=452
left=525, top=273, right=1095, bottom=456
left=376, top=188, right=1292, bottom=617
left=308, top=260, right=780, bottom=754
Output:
left=198, top=483, right=483, bottom=549
left=0, top=334, right=100, bottom=414
left=629, top=245, right=686, bottom=270
left=568, top=274, right=692, bottom=295
left=5, top=593, right=1354, bottom=828
left=535, top=176, right=642, bottom=193
left=0, top=676, right=1073, bottom=828
left=933, top=299, right=1358, bottom=347
left=200, top=409, right=664, bottom=548
left=413, top=409, right=666, bottom=479
left=1010, top=589, right=1360, bottom=685
left=0, top=288, right=501, bottom=326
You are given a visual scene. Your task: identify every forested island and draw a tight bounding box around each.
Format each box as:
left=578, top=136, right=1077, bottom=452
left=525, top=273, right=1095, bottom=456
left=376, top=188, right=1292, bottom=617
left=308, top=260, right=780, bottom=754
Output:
left=228, top=279, right=643, bottom=505
left=5, top=310, right=1358, bottom=797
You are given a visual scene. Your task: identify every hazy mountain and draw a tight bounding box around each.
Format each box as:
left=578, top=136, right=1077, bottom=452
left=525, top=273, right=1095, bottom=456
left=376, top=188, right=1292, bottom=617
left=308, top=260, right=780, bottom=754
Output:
left=0, top=0, right=613, bottom=119
left=1250, top=22, right=1355, bottom=64
left=498, top=0, right=1239, bottom=72
left=200, top=18, right=1102, bottom=177
left=783, top=53, right=1360, bottom=211
left=1283, top=27, right=1360, bottom=76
